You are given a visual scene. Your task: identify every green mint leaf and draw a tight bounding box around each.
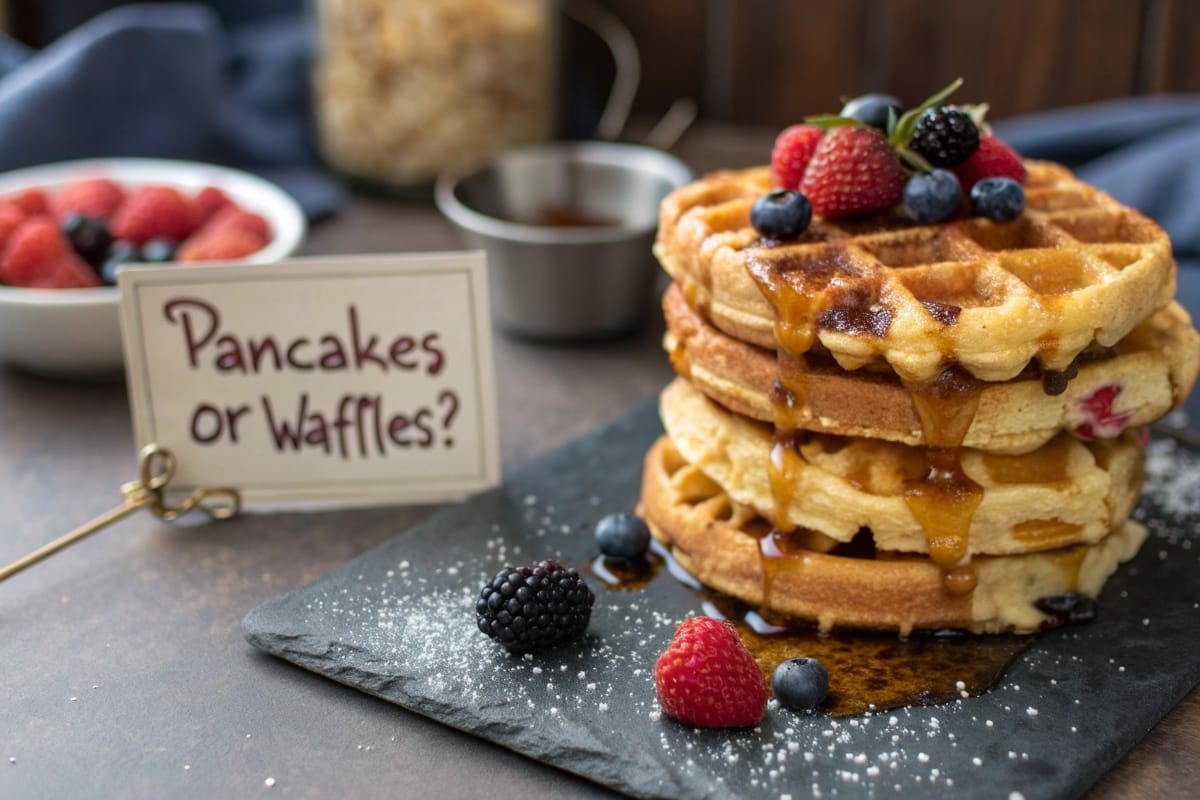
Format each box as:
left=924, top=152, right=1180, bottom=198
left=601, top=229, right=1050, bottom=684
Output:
left=803, top=114, right=865, bottom=130
left=889, top=77, right=964, bottom=148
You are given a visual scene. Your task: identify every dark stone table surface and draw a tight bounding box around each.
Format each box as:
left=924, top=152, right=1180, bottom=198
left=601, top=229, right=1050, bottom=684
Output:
left=1, top=126, right=1197, bottom=799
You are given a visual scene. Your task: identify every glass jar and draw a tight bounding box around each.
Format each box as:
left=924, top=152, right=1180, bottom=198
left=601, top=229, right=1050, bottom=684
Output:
left=312, top=0, right=558, bottom=189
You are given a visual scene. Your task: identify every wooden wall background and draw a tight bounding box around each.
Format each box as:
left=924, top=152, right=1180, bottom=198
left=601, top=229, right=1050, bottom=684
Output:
left=5, top=0, right=1198, bottom=127
left=600, top=0, right=1200, bottom=124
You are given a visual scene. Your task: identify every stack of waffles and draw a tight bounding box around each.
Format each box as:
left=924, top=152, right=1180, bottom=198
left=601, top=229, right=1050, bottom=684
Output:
left=639, top=161, right=1200, bottom=634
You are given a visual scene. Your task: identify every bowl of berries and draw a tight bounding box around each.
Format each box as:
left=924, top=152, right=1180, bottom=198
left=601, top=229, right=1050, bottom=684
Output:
left=0, top=158, right=306, bottom=376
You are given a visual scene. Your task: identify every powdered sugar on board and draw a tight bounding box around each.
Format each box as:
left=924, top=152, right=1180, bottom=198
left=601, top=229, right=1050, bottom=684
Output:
left=1142, top=428, right=1200, bottom=518
left=242, top=402, right=1200, bottom=800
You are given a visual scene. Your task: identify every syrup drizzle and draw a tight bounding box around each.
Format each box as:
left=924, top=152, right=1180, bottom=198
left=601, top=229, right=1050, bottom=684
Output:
left=901, top=370, right=986, bottom=593
left=749, top=247, right=990, bottom=598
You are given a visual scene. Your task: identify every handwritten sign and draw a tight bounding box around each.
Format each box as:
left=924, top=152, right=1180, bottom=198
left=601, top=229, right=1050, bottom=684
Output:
left=118, top=253, right=499, bottom=507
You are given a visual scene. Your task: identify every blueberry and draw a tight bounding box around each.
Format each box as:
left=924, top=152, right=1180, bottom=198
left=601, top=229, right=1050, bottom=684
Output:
left=1067, top=596, right=1098, bottom=624
left=1035, top=591, right=1098, bottom=624
left=1035, top=592, right=1084, bottom=616
left=840, top=93, right=903, bottom=130
left=750, top=190, right=812, bottom=240
left=99, top=240, right=141, bottom=285
left=772, top=657, right=829, bottom=711
left=594, top=512, right=651, bottom=560
left=62, top=214, right=112, bottom=269
left=970, top=177, right=1025, bottom=222
left=903, top=169, right=962, bottom=223
left=141, top=238, right=178, bottom=263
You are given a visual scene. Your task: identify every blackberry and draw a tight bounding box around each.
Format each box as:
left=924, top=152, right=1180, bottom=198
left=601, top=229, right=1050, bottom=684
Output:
left=476, top=560, right=594, bottom=651
left=62, top=214, right=112, bottom=269
left=909, top=106, right=979, bottom=167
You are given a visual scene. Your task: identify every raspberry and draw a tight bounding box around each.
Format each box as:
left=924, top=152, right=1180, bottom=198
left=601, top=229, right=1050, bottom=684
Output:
left=191, top=186, right=233, bottom=228
left=799, top=126, right=907, bottom=218
left=653, top=617, right=767, bottom=728
left=53, top=178, right=126, bottom=221
left=771, top=125, right=824, bottom=190
left=110, top=185, right=196, bottom=245
left=1072, top=383, right=1134, bottom=440
left=953, top=134, right=1026, bottom=191
left=475, top=560, right=594, bottom=652
left=0, top=218, right=101, bottom=288
left=10, top=188, right=49, bottom=216
left=909, top=106, right=980, bottom=167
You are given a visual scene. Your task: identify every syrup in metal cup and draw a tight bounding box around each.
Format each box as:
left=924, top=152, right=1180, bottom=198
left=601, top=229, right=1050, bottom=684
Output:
left=435, top=141, right=693, bottom=341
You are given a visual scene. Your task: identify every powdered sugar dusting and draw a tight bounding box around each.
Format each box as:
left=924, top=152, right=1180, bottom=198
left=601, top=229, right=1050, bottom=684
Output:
left=245, top=407, right=1200, bottom=800
left=1142, top=433, right=1200, bottom=517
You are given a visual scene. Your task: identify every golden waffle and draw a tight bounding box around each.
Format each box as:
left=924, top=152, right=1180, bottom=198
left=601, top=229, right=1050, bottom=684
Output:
left=660, top=377, right=1143, bottom=557
left=639, top=436, right=1148, bottom=634
left=664, top=282, right=1200, bottom=454
left=656, top=162, right=1175, bottom=383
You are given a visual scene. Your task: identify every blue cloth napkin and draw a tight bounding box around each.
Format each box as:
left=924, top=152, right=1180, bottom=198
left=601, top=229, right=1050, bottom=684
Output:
left=0, top=3, right=342, bottom=220
left=996, top=96, right=1200, bottom=262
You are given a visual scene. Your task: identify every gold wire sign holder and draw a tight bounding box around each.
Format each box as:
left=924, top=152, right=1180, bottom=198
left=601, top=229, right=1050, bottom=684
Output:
left=0, top=444, right=241, bottom=582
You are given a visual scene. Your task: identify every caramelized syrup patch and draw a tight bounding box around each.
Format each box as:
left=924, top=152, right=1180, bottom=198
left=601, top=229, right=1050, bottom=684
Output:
left=1011, top=520, right=1086, bottom=550
left=818, top=290, right=894, bottom=337
left=921, top=300, right=962, bottom=326
left=982, top=436, right=1074, bottom=486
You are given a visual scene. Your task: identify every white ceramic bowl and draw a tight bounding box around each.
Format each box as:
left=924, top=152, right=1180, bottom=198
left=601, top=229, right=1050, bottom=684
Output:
left=0, top=158, right=306, bottom=377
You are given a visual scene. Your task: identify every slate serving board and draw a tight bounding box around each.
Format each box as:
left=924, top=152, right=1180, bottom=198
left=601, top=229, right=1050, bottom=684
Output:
left=243, top=399, right=1200, bottom=799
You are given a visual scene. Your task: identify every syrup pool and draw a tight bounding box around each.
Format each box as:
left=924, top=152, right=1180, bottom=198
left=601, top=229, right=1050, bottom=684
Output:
left=594, top=540, right=1031, bottom=717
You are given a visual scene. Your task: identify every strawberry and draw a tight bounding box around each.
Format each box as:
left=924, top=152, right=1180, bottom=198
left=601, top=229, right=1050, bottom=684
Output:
left=204, top=206, right=270, bottom=241
left=53, top=178, right=126, bottom=221
left=952, top=134, right=1025, bottom=192
left=800, top=126, right=907, bottom=218
left=190, top=186, right=233, bottom=228
left=110, top=185, right=196, bottom=245
left=177, top=207, right=270, bottom=263
left=771, top=124, right=824, bottom=190
left=10, top=188, right=49, bottom=216
left=653, top=617, right=767, bottom=728
left=0, top=218, right=100, bottom=288
left=0, top=203, right=27, bottom=253
left=177, top=227, right=266, bottom=262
